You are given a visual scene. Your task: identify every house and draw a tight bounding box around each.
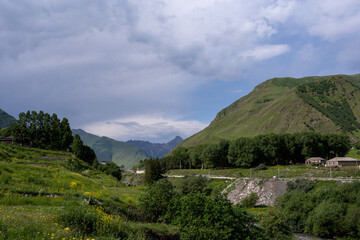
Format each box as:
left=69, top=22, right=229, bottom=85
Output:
left=326, top=157, right=359, bottom=167
left=305, top=157, right=326, bottom=166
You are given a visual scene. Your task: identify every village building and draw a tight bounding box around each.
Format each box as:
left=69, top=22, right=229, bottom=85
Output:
left=326, top=157, right=359, bottom=167
left=305, top=157, right=326, bottom=166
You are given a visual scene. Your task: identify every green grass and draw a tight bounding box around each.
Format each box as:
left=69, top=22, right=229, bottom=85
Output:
left=176, top=74, right=360, bottom=148
left=166, top=165, right=360, bottom=179
left=0, top=144, right=182, bottom=239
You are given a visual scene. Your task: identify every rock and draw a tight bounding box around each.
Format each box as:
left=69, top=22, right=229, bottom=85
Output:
left=222, top=178, right=288, bottom=206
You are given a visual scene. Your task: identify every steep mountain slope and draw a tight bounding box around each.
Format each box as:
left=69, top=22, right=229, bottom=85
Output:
left=0, top=109, right=17, bottom=128
left=179, top=74, right=360, bottom=147
left=127, top=136, right=183, bottom=158
left=72, top=129, right=148, bottom=168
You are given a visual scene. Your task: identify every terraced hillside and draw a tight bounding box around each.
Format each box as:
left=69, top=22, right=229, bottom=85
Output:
left=178, top=74, right=360, bottom=147
left=0, top=143, right=178, bottom=239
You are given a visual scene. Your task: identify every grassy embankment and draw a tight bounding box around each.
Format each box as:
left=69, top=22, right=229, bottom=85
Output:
left=0, top=143, right=177, bottom=239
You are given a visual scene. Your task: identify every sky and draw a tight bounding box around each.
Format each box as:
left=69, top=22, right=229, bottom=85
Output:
left=1, top=0, right=360, bottom=143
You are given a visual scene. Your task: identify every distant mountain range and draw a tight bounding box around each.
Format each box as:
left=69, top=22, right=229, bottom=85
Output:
left=72, top=129, right=148, bottom=168
left=73, top=129, right=183, bottom=168
left=127, top=136, right=183, bottom=158
left=177, top=74, right=360, bottom=148
left=0, top=109, right=17, bottom=128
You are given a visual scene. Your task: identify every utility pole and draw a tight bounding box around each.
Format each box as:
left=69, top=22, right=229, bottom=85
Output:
left=330, top=166, right=332, bottom=178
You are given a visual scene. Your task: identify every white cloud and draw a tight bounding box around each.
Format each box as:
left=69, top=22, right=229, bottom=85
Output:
left=242, top=44, right=290, bottom=61
left=82, top=115, right=208, bottom=142
left=293, top=0, right=360, bottom=41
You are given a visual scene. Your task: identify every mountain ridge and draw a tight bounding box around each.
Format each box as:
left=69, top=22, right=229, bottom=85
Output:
left=127, top=136, right=183, bottom=158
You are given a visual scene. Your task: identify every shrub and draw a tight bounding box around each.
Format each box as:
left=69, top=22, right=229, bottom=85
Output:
left=64, top=157, right=89, bottom=172
left=176, top=175, right=209, bottom=196
left=260, top=208, right=293, bottom=240
left=139, top=179, right=175, bottom=222
left=241, top=192, right=259, bottom=208
left=287, top=179, right=315, bottom=193
left=171, top=194, right=265, bottom=240
left=98, top=162, right=122, bottom=181
left=58, top=205, right=128, bottom=238
left=254, top=163, right=268, bottom=171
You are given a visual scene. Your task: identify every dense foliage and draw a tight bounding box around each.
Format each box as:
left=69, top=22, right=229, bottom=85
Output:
left=98, top=162, right=122, bottom=181
left=72, top=134, right=98, bottom=166
left=144, top=158, right=164, bottom=184
left=7, top=110, right=73, bottom=151
left=260, top=208, right=293, bottom=240
left=139, top=179, right=265, bottom=240
left=277, top=180, right=360, bottom=239
left=170, top=194, right=264, bottom=240
left=165, top=132, right=351, bottom=169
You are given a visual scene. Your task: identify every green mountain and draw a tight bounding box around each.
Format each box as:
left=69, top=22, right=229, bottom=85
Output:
left=0, top=109, right=17, bottom=128
left=72, top=129, right=148, bottom=168
left=179, top=74, right=360, bottom=147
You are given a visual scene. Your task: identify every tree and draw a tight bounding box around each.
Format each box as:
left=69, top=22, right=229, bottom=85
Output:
left=60, top=118, right=73, bottom=151
left=305, top=201, right=344, bottom=238
left=144, top=159, right=163, bottom=184
left=171, top=194, right=264, bottom=240
left=260, top=208, right=293, bottom=240
left=99, top=162, right=122, bottom=180
left=139, top=179, right=175, bottom=222
left=176, top=175, right=209, bottom=196
left=72, top=134, right=83, bottom=157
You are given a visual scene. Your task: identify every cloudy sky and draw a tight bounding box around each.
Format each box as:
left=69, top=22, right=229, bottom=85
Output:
left=1, top=0, right=359, bottom=142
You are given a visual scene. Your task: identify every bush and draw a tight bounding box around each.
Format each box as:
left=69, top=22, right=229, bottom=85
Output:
left=64, top=157, right=89, bottom=172
left=171, top=194, right=265, bottom=240
left=260, top=208, right=293, bottom=240
left=287, top=179, right=315, bottom=193
left=139, top=179, right=175, bottom=222
left=305, top=201, right=344, bottom=238
left=99, top=162, right=122, bottom=181
left=241, top=192, right=259, bottom=208
left=254, top=163, right=268, bottom=171
left=58, top=205, right=128, bottom=238
left=176, top=175, right=209, bottom=196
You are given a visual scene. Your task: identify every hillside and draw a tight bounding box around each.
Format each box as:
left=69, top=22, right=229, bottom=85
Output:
left=0, top=143, right=180, bottom=239
left=72, top=129, right=148, bottom=169
left=0, top=109, right=16, bottom=128
left=127, top=136, right=183, bottom=158
left=178, top=74, right=360, bottom=147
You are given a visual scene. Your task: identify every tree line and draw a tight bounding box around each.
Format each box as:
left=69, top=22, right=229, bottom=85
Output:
left=144, top=132, right=351, bottom=171
left=3, top=110, right=73, bottom=151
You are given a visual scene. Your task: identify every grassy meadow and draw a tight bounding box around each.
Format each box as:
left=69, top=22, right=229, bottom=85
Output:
left=0, top=143, right=179, bottom=239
